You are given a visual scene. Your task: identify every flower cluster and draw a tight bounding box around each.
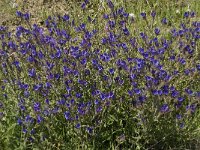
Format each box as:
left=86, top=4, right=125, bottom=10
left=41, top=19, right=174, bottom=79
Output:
left=0, top=0, right=199, bottom=149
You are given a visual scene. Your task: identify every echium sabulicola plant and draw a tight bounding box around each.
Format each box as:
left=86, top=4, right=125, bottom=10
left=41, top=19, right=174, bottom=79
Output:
left=0, top=0, right=199, bottom=149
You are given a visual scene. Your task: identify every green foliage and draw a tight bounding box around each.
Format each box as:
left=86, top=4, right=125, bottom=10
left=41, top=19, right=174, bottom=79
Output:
left=0, top=0, right=200, bottom=149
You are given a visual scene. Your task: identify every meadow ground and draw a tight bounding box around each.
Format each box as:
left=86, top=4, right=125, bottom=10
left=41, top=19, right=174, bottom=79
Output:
left=0, top=0, right=200, bottom=149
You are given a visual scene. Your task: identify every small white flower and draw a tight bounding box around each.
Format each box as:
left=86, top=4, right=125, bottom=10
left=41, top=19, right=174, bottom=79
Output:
left=176, top=10, right=180, bottom=14
left=89, top=9, right=94, bottom=13
left=129, top=13, right=135, bottom=18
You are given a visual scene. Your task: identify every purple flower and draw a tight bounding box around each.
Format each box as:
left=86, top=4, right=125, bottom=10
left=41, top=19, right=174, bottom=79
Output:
left=179, top=58, right=186, bottom=65
left=161, top=18, right=167, bottom=24
left=123, top=28, right=130, bottom=36
left=64, top=111, right=70, bottom=120
left=160, top=104, right=169, bottom=113
left=109, top=68, right=115, bottom=75
left=157, top=90, right=162, bottom=96
left=22, top=128, right=27, bottom=133
left=57, top=99, right=66, bottom=105
left=55, top=50, right=61, bottom=58
left=185, top=88, right=193, bottom=95
left=30, top=129, right=35, bottom=135
left=34, top=102, right=41, bottom=112
left=140, top=12, right=146, bottom=19
left=76, top=93, right=82, bottom=98
left=121, top=43, right=128, bottom=50
left=140, top=32, right=146, bottom=39
left=45, top=82, right=51, bottom=89
left=81, top=2, right=86, bottom=9
left=176, top=114, right=182, bottom=120
left=107, top=0, right=114, bottom=9
left=151, top=11, right=156, bottom=18
left=23, top=13, right=30, bottom=20
left=123, top=13, right=129, bottom=18
left=108, top=20, right=115, bottom=28
left=84, top=0, right=89, bottom=4
left=152, top=89, right=158, bottom=95
left=138, top=96, right=146, bottom=103
left=17, top=118, right=23, bottom=125
left=13, top=61, right=20, bottom=68
left=37, top=115, right=43, bottom=123
left=86, top=127, right=93, bottom=134
left=75, top=123, right=81, bottom=129
left=177, top=97, right=184, bottom=102
left=38, top=50, right=44, bottom=59
left=154, top=28, right=160, bottom=35
left=196, top=64, right=200, bottom=71
left=138, top=47, right=144, bottom=54
left=16, top=11, right=23, bottom=17
left=190, top=11, right=195, bottom=17
left=178, top=30, right=184, bottom=36
left=184, top=11, right=189, bottom=18
left=101, top=37, right=107, bottom=44
left=134, top=88, right=141, bottom=95
left=103, top=14, right=109, bottom=19
left=45, top=99, right=50, bottom=105
left=184, top=69, right=190, bottom=75
left=171, top=90, right=179, bottom=98
left=24, top=91, right=30, bottom=97
left=190, top=104, right=196, bottom=112
left=180, top=123, right=184, bottom=128
left=117, top=7, right=124, bottom=15
left=94, top=99, right=99, bottom=105
left=80, top=23, right=86, bottom=30
left=28, top=68, right=36, bottom=77
left=100, top=93, right=107, bottom=101
left=63, top=14, right=70, bottom=21
left=169, top=55, right=175, bottom=61
left=27, top=56, right=35, bottom=63
left=196, top=92, right=200, bottom=97
left=170, top=86, right=175, bottom=91
left=69, top=99, right=74, bottom=105
left=54, top=73, right=60, bottom=80
left=96, top=107, right=102, bottom=113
